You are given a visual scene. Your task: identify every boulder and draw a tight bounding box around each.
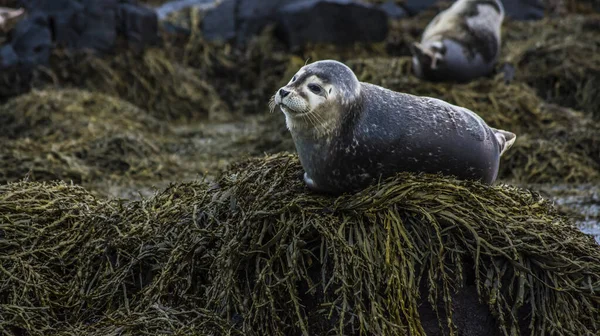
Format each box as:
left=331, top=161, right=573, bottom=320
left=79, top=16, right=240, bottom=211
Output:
left=9, top=12, right=52, bottom=66
left=379, top=0, right=408, bottom=19
left=0, top=44, right=18, bottom=68
left=117, top=3, right=160, bottom=51
left=200, top=0, right=237, bottom=42
left=276, top=0, right=388, bottom=48
left=501, top=0, right=545, bottom=20
left=202, top=0, right=389, bottom=46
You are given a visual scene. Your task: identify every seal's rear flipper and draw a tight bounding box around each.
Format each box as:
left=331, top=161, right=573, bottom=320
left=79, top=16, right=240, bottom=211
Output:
left=493, top=129, right=516, bottom=156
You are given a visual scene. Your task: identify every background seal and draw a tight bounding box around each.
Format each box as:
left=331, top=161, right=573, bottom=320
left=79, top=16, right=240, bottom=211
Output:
left=411, top=0, right=505, bottom=82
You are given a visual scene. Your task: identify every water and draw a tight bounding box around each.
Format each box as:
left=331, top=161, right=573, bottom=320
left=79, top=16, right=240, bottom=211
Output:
left=155, top=0, right=219, bottom=20
left=539, top=184, right=600, bottom=244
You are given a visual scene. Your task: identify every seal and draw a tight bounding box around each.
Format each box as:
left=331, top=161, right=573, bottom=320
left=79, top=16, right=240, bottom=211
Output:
left=410, top=0, right=505, bottom=82
left=270, top=60, right=516, bottom=195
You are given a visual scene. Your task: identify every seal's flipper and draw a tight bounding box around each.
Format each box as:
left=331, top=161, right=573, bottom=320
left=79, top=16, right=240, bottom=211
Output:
left=493, top=129, right=516, bottom=156
left=303, top=172, right=319, bottom=191
left=410, top=42, right=432, bottom=65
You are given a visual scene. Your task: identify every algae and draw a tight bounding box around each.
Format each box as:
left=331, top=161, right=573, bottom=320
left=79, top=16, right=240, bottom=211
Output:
left=1, top=153, right=599, bottom=335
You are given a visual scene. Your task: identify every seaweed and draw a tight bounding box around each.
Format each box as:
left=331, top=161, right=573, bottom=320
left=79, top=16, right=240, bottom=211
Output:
left=502, top=15, right=600, bottom=118
left=1, top=153, right=599, bottom=335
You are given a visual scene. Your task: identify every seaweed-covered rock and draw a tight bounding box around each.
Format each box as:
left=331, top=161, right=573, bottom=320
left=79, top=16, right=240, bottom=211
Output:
left=276, top=0, right=389, bottom=48
left=1, top=153, right=599, bottom=335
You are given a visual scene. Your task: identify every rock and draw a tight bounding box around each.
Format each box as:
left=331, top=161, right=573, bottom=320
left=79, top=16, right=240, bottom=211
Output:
left=501, top=0, right=545, bottom=20
left=200, top=0, right=237, bottom=42
left=202, top=0, right=299, bottom=44
left=202, top=0, right=390, bottom=46
left=77, top=0, right=118, bottom=53
left=235, top=0, right=295, bottom=44
left=34, top=0, right=86, bottom=48
left=379, top=0, right=407, bottom=19
left=0, top=44, right=19, bottom=68
left=401, top=0, right=438, bottom=16
left=117, top=3, right=160, bottom=51
left=276, top=0, right=389, bottom=48
left=10, top=12, right=52, bottom=66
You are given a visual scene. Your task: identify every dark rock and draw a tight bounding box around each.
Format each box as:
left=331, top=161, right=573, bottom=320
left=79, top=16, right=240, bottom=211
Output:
left=33, top=0, right=86, bottom=48
left=117, top=3, right=160, bottom=51
left=276, top=0, right=388, bottom=48
left=202, top=0, right=301, bottom=44
left=501, top=0, right=545, bottom=20
left=161, top=21, right=191, bottom=36
left=235, top=0, right=295, bottom=44
left=0, top=44, right=19, bottom=69
left=10, top=12, right=52, bottom=66
left=379, top=0, right=407, bottom=19
left=78, top=0, right=118, bottom=53
left=201, top=0, right=237, bottom=42
left=401, top=0, right=438, bottom=16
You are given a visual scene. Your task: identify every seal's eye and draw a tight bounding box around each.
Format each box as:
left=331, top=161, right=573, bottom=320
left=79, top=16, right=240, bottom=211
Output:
left=308, top=84, right=322, bottom=94
left=291, top=76, right=297, bottom=82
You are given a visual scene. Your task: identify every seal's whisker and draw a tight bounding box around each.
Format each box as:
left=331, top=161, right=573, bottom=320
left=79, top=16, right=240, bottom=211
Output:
left=268, top=95, right=276, bottom=113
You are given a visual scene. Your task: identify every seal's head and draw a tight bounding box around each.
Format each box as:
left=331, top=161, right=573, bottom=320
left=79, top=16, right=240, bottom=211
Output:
left=270, top=60, right=361, bottom=137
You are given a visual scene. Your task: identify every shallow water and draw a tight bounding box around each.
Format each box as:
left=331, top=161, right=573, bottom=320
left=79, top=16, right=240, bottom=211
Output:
left=536, top=184, right=600, bottom=244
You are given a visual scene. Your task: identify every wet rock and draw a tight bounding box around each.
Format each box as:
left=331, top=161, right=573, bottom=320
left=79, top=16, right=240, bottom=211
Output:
left=77, top=0, right=118, bottom=53
left=117, top=3, right=160, bottom=51
left=10, top=12, right=52, bottom=66
left=401, top=0, right=438, bottom=16
left=501, top=0, right=545, bottom=20
left=202, top=0, right=388, bottom=46
left=277, top=0, right=388, bottom=48
left=201, top=0, right=237, bottom=42
left=202, top=0, right=299, bottom=44
left=0, top=44, right=19, bottom=68
left=379, top=0, right=407, bottom=19
left=30, top=0, right=85, bottom=48
left=0, top=0, right=159, bottom=69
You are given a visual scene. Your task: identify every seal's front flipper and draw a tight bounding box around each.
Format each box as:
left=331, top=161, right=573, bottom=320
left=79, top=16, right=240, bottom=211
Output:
left=410, top=42, right=431, bottom=62
left=493, top=128, right=516, bottom=156
left=303, top=172, right=319, bottom=191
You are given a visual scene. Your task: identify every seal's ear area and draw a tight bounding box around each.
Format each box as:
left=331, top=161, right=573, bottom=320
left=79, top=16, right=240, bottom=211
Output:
left=493, top=129, right=517, bottom=156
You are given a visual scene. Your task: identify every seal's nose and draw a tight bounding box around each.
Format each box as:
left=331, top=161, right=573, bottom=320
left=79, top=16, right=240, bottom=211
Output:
left=279, top=88, right=290, bottom=98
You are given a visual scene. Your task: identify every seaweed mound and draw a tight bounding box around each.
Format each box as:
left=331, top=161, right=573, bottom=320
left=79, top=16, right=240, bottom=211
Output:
left=0, top=89, right=182, bottom=197
left=2, top=153, right=599, bottom=335
left=503, top=15, right=600, bottom=119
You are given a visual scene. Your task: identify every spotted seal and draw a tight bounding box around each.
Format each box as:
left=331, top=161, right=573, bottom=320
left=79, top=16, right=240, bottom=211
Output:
left=411, top=0, right=505, bottom=82
left=270, top=60, right=516, bottom=194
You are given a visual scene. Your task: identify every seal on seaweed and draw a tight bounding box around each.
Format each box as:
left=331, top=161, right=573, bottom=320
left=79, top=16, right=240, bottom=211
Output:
left=410, top=0, right=504, bottom=82
left=270, top=60, right=516, bottom=194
